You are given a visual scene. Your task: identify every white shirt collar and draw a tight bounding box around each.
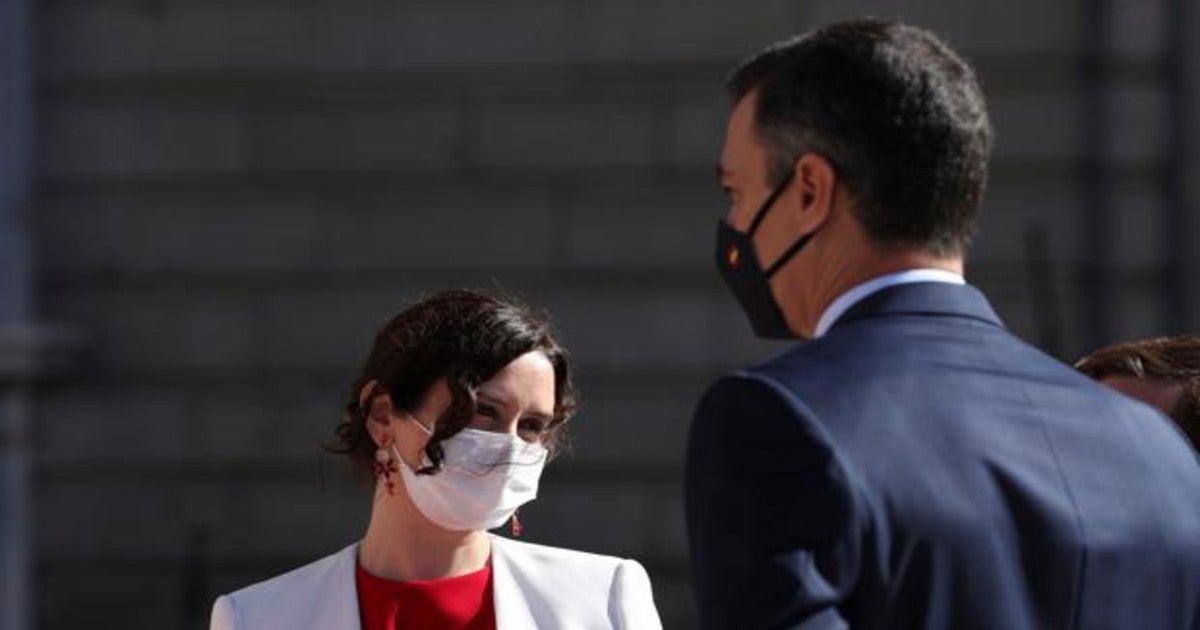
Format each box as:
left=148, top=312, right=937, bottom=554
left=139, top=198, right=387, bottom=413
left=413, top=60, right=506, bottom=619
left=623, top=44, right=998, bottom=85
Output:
left=813, top=268, right=965, bottom=338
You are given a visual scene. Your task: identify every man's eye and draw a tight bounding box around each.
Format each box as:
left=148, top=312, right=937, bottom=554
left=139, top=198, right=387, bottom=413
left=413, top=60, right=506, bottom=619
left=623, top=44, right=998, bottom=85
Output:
left=477, top=404, right=499, bottom=418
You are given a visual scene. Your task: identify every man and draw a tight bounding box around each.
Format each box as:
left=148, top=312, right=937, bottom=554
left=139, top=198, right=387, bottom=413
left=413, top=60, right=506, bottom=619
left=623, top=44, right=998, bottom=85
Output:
left=685, top=19, right=1200, bottom=629
left=1076, top=334, right=1200, bottom=451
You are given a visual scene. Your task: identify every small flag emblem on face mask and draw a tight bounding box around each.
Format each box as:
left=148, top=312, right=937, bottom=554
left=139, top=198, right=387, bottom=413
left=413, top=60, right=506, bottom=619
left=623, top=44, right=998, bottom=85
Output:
left=726, top=245, right=740, bottom=268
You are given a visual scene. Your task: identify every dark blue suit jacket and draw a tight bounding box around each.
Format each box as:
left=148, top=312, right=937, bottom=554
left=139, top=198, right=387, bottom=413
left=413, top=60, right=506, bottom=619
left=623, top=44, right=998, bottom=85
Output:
left=686, top=282, right=1200, bottom=629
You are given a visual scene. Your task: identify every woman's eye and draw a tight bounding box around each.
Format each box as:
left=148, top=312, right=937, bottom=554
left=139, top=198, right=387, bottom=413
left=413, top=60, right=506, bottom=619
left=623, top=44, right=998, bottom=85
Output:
left=519, top=419, right=548, bottom=435
left=477, top=404, right=498, bottom=418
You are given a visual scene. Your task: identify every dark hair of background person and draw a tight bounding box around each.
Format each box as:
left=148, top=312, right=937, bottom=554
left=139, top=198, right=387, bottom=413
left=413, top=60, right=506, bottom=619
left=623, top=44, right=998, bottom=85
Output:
left=328, top=289, right=576, bottom=477
left=1075, top=334, right=1200, bottom=450
left=725, top=18, right=994, bottom=257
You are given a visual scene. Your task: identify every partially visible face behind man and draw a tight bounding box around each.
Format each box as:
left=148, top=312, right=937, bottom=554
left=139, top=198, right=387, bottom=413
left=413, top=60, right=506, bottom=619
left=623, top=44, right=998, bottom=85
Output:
left=1076, top=335, right=1200, bottom=451
left=1099, top=375, right=1184, bottom=417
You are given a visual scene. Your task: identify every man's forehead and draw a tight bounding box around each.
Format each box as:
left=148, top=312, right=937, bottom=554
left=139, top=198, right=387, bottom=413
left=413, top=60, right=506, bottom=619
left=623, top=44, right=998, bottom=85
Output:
left=720, top=93, right=764, bottom=179
left=726, top=93, right=757, bottom=140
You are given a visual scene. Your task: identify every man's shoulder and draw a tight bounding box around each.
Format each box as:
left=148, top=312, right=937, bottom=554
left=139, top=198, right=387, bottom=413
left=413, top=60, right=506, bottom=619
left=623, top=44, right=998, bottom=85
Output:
left=748, top=311, right=1052, bottom=384
left=693, top=339, right=875, bottom=422
left=736, top=336, right=870, bottom=394
left=722, top=318, right=1083, bottom=427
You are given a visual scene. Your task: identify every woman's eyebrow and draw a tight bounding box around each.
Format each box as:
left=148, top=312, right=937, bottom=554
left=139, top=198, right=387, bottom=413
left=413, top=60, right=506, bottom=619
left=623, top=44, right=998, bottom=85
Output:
left=479, top=389, right=553, bottom=421
left=524, top=410, right=554, bottom=423
left=477, top=389, right=511, bottom=408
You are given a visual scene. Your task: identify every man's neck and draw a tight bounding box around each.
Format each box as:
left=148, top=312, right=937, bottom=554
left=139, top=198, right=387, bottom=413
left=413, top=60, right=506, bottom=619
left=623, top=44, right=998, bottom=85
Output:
left=794, top=250, right=963, bottom=337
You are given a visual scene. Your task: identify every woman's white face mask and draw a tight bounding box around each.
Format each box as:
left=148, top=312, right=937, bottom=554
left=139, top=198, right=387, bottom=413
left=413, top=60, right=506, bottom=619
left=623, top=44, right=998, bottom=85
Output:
left=394, top=419, right=547, bottom=532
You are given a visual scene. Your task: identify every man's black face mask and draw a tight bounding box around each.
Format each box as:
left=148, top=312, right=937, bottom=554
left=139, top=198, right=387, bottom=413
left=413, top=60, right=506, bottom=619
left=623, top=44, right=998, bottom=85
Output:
left=714, top=170, right=818, bottom=339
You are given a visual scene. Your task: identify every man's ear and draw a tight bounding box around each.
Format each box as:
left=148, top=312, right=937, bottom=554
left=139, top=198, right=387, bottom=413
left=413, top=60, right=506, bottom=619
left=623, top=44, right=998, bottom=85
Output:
left=792, top=152, right=838, bottom=233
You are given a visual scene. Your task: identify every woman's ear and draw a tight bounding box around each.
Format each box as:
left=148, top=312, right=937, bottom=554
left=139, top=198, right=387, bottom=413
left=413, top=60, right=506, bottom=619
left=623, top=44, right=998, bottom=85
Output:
left=359, top=380, right=396, bottom=446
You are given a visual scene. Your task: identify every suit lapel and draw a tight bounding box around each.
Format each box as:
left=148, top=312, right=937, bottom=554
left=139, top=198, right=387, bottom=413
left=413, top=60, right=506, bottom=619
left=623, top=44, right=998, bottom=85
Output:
left=321, top=543, right=363, bottom=630
left=489, top=535, right=539, bottom=630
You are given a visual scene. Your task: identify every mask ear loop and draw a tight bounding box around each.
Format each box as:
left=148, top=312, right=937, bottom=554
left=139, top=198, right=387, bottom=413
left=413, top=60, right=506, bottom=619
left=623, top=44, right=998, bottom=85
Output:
left=746, top=170, right=796, bottom=236
left=764, top=231, right=818, bottom=277
left=407, top=413, right=434, bottom=436
left=390, top=412, right=435, bottom=472
left=764, top=166, right=833, bottom=277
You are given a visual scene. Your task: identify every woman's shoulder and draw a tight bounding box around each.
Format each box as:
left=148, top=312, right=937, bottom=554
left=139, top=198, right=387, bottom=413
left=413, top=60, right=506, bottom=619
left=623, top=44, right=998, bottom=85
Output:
left=489, top=535, right=661, bottom=629
left=490, top=534, right=649, bottom=583
left=211, top=544, right=360, bottom=629
left=228, top=544, right=356, bottom=600
left=492, top=534, right=630, bottom=565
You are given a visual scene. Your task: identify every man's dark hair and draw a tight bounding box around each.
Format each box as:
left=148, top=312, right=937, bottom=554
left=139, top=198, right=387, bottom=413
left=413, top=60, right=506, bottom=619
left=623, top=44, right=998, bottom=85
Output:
left=1076, top=334, right=1200, bottom=451
left=726, top=19, right=993, bottom=256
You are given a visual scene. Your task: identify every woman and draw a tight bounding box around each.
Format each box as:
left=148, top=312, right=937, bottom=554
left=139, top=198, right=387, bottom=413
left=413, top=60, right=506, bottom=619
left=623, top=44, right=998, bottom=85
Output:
left=210, top=289, right=662, bottom=629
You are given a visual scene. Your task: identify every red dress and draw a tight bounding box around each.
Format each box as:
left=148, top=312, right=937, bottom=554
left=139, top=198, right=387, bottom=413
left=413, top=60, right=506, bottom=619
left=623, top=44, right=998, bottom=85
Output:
left=355, top=562, right=497, bottom=630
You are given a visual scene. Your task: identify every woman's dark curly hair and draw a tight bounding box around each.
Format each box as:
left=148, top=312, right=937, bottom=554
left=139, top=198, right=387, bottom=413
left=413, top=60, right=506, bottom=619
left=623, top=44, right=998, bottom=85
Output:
left=329, top=289, right=575, bottom=476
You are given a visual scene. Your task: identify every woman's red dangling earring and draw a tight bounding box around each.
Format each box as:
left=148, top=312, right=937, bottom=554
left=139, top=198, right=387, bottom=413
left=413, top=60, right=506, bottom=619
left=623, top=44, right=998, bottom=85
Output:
left=510, top=510, right=523, bottom=537
left=373, top=445, right=398, bottom=496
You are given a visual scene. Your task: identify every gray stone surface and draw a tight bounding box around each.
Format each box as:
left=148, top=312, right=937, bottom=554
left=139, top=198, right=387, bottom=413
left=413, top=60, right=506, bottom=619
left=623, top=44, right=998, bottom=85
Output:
left=42, top=103, right=248, bottom=176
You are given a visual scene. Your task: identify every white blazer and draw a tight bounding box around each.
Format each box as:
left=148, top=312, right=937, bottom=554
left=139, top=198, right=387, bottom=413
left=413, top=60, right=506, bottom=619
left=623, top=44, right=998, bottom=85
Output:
left=210, top=534, right=662, bottom=630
